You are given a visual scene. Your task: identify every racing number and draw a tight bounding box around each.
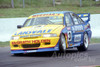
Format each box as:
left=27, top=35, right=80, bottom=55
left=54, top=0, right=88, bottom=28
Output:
left=67, top=31, right=72, bottom=41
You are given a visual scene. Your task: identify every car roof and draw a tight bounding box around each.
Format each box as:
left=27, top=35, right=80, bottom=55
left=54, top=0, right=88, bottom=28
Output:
left=31, top=11, right=73, bottom=15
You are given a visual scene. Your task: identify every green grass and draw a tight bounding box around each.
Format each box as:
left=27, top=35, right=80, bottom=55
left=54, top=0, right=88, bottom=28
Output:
left=0, top=6, right=100, bottom=18
left=0, top=0, right=100, bottom=18
left=0, top=0, right=100, bottom=8
left=90, top=38, right=100, bottom=44
left=0, top=41, right=9, bottom=47
left=0, top=38, right=100, bottom=47
left=0, top=0, right=53, bottom=8
left=96, top=66, right=100, bottom=67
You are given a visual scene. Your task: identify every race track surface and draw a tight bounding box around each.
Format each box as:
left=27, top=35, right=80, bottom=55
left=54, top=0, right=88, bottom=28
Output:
left=0, top=44, right=100, bottom=67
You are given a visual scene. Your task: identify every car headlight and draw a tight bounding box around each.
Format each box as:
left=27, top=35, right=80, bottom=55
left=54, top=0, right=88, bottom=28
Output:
left=43, top=34, right=57, bottom=37
left=11, top=36, right=19, bottom=40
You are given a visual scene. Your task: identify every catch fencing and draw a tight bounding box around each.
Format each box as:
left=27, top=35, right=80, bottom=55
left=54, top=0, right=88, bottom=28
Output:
left=0, top=0, right=100, bottom=8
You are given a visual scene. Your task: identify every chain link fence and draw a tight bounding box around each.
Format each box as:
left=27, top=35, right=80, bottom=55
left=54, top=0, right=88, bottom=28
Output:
left=0, top=0, right=100, bottom=8
left=57, top=0, right=100, bottom=7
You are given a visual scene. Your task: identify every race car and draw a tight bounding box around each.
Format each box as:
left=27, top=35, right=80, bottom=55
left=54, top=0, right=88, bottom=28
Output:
left=10, top=11, right=92, bottom=55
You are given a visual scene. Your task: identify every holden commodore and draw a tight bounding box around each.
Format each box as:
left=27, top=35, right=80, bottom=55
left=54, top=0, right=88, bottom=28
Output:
left=10, top=11, right=92, bottom=55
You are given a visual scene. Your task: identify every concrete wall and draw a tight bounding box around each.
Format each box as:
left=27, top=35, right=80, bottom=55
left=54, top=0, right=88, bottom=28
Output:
left=0, top=18, right=27, bottom=41
left=0, top=14, right=100, bottom=41
left=90, top=14, right=100, bottom=38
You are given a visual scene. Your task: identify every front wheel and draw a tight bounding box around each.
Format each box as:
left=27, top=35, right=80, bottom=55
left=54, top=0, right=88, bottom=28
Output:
left=77, top=33, right=89, bottom=51
left=59, top=34, right=66, bottom=52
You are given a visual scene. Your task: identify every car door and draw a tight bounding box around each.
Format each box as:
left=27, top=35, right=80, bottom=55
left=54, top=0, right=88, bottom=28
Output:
left=64, top=13, right=74, bottom=47
left=70, top=13, right=85, bottom=45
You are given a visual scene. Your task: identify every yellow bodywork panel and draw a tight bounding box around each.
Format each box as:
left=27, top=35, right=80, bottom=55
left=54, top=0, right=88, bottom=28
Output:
left=10, top=37, right=59, bottom=50
left=10, top=25, right=68, bottom=50
left=10, top=13, right=68, bottom=51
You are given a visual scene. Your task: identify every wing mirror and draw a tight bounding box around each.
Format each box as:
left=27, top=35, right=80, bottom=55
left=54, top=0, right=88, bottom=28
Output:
left=17, top=25, right=23, bottom=29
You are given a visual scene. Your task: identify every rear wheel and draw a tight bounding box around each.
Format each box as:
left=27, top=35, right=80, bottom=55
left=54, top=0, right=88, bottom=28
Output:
left=77, top=33, right=89, bottom=51
left=59, top=34, right=66, bottom=52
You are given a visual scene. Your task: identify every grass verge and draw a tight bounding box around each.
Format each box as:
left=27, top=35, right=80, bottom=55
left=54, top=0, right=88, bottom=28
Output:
left=0, top=6, right=100, bottom=18
left=0, top=38, right=100, bottom=47
left=0, top=41, right=9, bottom=47
left=96, top=66, right=100, bottom=67
left=0, top=0, right=100, bottom=18
left=90, top=38, right=100, bottom=44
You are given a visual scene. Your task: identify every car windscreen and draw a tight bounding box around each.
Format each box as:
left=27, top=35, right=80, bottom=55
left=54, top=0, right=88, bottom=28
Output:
left=23, top=16, right=63, bottom=27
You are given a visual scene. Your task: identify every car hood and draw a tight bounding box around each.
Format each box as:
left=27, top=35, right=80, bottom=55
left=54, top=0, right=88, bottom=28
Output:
left=12, top=25, right=64, bottom=36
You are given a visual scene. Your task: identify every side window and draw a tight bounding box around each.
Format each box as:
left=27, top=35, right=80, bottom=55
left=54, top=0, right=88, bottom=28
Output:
left=70, top=13, right=79, bottom=25
left=77, top=17, right=84, bottom=24
left=65, top=13, right=73, bottom=26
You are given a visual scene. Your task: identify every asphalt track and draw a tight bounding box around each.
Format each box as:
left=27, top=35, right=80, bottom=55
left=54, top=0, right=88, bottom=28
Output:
left=0, top=44, right=100, bottom=67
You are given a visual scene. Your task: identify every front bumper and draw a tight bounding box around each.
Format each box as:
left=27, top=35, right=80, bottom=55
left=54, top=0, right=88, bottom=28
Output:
left=11, top=47, right=59, bottom=54
left=10, top=37, right=60, bottom=54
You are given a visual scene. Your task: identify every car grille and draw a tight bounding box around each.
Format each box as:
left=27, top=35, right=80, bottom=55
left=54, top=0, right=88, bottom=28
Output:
left=22, top=44, right=40, bottom=48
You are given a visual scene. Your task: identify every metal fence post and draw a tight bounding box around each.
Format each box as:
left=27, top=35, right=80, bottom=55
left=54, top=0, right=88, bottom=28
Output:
left=11, top=0, right=14, bottom=8
left=80, top=0, right=82, bottom=7
left=23, top=0, right=25, bottom=8
left=53, top=0, right=55, bottom=7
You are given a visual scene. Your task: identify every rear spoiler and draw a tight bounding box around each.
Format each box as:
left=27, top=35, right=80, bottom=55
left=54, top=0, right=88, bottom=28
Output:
left=77, top=13, right=90, bottom=23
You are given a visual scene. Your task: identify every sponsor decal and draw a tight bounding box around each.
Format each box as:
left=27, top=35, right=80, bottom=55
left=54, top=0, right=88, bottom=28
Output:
left=70, top=44, right=73, bottom=46
left=26, top=50, right=37, bottom=53
left=85, top=24, right=90, bottom=29
left=74, top=43, right=80, bottom=46
left=12, top=39, right=50, bottom=45
left=67, top=27, right=71, bottom=30
left=54, top=46, right=58, bottom=50
left=14, top=29, right=52, bottom=35
left=74, top=34, right=81, bottom=42
left=20, top=35, right=41, bottom=38
left=31, top=14, right=63, bottom=18
left=72, top=25, right=84, bottom=33
left=67, top=31, right=72, bottom=41
left=31, top=25, right=45, bottom=29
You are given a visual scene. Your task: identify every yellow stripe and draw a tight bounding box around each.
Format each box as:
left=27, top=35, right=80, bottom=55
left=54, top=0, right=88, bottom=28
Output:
left=83, top=14, right=88, bottom=16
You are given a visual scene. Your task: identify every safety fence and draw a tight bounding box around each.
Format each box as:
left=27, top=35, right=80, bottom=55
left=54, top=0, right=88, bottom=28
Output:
left=0, top=0, right=100, bottom=8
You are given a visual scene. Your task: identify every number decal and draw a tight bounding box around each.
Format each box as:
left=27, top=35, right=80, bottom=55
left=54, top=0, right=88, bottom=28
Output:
left=67, top=31, right=72, bottom=41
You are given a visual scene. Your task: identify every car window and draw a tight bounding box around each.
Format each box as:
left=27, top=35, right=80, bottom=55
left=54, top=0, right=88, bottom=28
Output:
left=23, top=19, right=32, bottom=27
left=77, top=17, right=84, bottom=24
left=70, top=13, right=79, bottom=25
left=65, top=13, right=73, bottom=26
left=23, top=16, right=63, bottom=27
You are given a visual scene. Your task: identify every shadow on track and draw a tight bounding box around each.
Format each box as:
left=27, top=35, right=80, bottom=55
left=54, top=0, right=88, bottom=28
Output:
left=11, top=49, right=80, bottom=57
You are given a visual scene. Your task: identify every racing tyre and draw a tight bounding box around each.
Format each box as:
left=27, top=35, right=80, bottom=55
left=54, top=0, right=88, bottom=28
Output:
left=59, top=34, right=66, bottom=52
left=77, top=33, right=89, bottom=51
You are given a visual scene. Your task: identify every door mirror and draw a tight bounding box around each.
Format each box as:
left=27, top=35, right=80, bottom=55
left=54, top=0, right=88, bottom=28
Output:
left=17, top=25, right=23, bottom=29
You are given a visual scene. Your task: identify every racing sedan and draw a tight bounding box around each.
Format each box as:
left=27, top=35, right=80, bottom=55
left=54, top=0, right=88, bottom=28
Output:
left=10, top=11, right=92, bottom=55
